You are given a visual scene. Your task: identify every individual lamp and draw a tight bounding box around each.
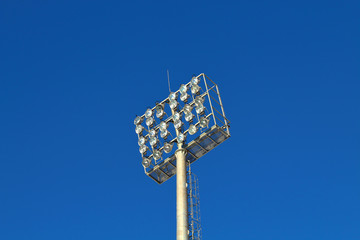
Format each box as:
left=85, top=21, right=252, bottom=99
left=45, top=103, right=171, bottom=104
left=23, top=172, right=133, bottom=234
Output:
left=169, top=92, right=177, bottom=100
left=173, top=112, right=181, bottom=121
left=145, top=108, right=153, bottom=118
left=174, top=120, right=183, bottom=130
left=169, top=99, right=178, bottom=110
left=142, top=157, right=151, bottom=168
left=195, top=96, right=204, bottom=106
left=195, top=104, right=205, bottom=115
left=185, top=113, right=194, bottom=122
left=134, top=116, right=143, bottom=125
left=146, top=116, right=155, bottom=127
left=179, top=84, right=187, bottom=94
left=139, top=145, right=148, bottom=155
left=138, top=136, right=146, bottom=146
left=163, top=142, right=173, bottom=153
left=135, top=125, right=144, bottom=135
left=191, top=76, right=200, bottom=85
left=160, top=130, right=170, bottom=139
left=188, top=124, right=197, bottom=135
left=180, top=92, right=190, bottom=102
left=159, top=121, right=168, bottom=132
left=177, top=133, right=186, bottom=143
left=183, top=104, right=193, bottom=115
left=153, top=149, right=162, bottom=160
left=199, top=117, right=209, bottom=128
left=149, top=129, right=157, bottom=138
left=155, top=104, right=165, bottom=119
left=149, top=137, right=159, bottom=148
left=191, top=84, right=201, bottom=95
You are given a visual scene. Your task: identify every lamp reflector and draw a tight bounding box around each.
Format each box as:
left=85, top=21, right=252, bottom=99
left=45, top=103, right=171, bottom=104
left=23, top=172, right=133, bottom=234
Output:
left=173, top=112, right=181, bottom=121
left=139, top=145, right=148, bottom=154
left=188, top=124, right=197, bottom=135
left=155, top=104, right=165, bottom=119
left=149, top=137, right=158, bottom=147
left=174, top=120, right=183, bottom=129
left=135, top=125, right=144, bottom=135
left=153, top=149, right=162, bottom=160
left=200, top=117, right=209, bottom=128
left=177, top=133, right=186, bottom=143
left=169, top=99, right=178, bottom=109
left=185, top=113, right=194, bottom=122
left=142, top=157, right=151, bottom=168
left=191, top=77, right=200, bottom=86
left=164, top=142, right=173, bottom=153
left=145, top=117, right=155, bottom=127
left=191, top=84, right=200, bottom=95
left=160, top=130, right=169, bottom=139
left=134, top=116, right=143, bottom=125
left=145, top=108, right=153, bottom=118
left=179, top=84, right=187, bottom=94
left=183, top=104, right=193, bottom=115
left=138, top=136, right=146, bottom=146
left=169, top=92, right=177, bottom=101
left=159, top=121, right=168, bottom=132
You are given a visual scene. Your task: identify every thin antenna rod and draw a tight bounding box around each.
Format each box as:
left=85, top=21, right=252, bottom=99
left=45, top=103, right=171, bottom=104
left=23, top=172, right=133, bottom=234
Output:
left=167, top=69, right=171, bottom=93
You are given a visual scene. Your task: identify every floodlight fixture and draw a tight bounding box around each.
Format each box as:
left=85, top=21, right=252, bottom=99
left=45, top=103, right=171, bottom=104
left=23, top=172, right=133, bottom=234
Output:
left=134, top=73, right=230, bottom=183
left=133, top=73, right=231, bottom=240
left=195, top=104, right=205, bottom=115
left=195, top=96, right=204, bottom=106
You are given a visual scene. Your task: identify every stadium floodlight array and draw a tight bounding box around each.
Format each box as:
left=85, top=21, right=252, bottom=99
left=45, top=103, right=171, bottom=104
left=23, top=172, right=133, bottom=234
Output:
left=134, top=73, right=230, bottom=184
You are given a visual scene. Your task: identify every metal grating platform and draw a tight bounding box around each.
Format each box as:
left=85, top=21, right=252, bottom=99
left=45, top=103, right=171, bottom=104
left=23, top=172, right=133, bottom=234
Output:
left=146, top=125, right=230, bottom=184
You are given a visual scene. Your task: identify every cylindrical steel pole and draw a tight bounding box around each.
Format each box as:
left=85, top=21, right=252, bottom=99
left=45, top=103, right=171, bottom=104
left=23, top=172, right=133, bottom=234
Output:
left=175, top=147, right=188, bottom=240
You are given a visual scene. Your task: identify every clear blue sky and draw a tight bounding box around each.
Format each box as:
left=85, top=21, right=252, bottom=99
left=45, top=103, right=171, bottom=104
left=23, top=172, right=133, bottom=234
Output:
left=0, top=1, right=359, bottom=239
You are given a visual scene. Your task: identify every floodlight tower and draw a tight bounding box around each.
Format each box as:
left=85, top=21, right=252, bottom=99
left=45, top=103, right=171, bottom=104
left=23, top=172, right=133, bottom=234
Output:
left=134, top=73, right=230, bottom=240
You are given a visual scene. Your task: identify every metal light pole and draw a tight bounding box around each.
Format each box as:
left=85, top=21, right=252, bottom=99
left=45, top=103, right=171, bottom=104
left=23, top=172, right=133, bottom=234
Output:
left=175, top=147, right=188, bottom=240
left=133, top=73, right=230, bottom=240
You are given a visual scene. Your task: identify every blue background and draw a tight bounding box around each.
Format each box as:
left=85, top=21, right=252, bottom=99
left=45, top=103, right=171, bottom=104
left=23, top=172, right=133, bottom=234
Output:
left=0, top=1, right=359, bottom=239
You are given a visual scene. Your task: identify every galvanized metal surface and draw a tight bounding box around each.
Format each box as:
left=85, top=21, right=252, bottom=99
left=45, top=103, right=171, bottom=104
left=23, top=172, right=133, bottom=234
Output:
left=175, top=148, right=188, bottom=240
